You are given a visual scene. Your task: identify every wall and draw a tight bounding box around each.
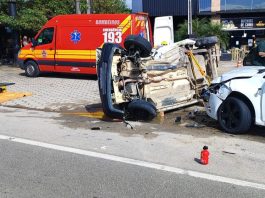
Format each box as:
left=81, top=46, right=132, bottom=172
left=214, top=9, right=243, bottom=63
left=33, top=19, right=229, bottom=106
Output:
left=142, top=0, right=197, bottom=17
left=132, top=0, right=143, bottom=13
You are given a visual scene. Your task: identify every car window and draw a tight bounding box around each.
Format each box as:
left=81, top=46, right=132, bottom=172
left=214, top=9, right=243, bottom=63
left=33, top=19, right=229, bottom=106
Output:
left=36, top=27, right=54, bottom=45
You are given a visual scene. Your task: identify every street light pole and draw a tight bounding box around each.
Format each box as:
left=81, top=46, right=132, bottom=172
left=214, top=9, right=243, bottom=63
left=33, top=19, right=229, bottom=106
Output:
left=188, top=0, right=193, bottom=37
left=8, top=0, right=16, bottom=17
left=75, top=0, right=81, bottom=14
left=87, top=0, right=92, bottom=14
left=8, top=0, right=19, bottom=65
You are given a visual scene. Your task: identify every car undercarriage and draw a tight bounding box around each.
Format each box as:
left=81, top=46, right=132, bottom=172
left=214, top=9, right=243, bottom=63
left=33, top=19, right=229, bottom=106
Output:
left=97, top=35, right=218, bottom=120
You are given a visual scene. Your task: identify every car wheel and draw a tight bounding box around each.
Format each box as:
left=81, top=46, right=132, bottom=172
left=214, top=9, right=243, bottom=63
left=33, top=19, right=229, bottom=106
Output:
left=97, top=43, right=124, bottom=119
left=124, top=35, right=152, bottom=58
left=127, top=100, right=157, bottom=121
left=25, top=60, right=40, bottom=77
left=217, top=97, right=252, bottom=134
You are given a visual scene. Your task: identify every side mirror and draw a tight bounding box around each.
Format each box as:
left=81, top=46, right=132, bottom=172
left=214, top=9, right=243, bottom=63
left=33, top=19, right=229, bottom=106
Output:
left=31, top=38, right=38, bottom=47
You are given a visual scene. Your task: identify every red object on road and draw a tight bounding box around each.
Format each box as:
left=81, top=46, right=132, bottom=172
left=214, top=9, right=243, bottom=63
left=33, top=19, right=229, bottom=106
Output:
left=200, top=146, right=209, bottom=165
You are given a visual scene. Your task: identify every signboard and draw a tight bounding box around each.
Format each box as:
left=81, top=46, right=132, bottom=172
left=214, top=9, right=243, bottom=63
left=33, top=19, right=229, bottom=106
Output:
left=222, top=17, right=265, bottom=30
left=240, top=19, right=253, bottom=29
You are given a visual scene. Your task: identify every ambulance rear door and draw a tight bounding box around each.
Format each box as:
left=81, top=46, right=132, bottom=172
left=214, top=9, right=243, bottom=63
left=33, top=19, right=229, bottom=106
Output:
left=154, top=16, right=174, bottom=47
left=33, top=27, right=56, bottom=71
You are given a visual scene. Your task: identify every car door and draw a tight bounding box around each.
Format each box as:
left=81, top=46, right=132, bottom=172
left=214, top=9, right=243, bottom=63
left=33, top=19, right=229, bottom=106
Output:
left=33, top=27, right=56, bottom=72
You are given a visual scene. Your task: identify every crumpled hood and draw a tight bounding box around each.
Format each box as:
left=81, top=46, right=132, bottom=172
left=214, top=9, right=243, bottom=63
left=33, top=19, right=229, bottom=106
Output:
left=212, top=66, right=265, bottom=83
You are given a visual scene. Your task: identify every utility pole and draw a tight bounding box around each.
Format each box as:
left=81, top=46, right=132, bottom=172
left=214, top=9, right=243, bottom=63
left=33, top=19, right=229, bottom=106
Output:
left=75, top=0, right=81, bottom=14
left=8, top=0, right=19, bottom=64
left=87, top=0, right=92, bottom=14
left=8, top=0, right=16, bottom=16
left=188, top=0, right=193, bottom=38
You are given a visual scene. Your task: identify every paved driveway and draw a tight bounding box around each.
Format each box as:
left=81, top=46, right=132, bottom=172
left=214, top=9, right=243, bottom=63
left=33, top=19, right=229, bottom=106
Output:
left=0, top=66, right=100, bottom=112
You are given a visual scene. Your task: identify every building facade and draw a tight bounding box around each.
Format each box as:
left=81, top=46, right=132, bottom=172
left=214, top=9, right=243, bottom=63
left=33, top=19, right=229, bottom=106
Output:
left=133, top=0, right=265, bottom=49
left=199, top=0, right=265, bottom=48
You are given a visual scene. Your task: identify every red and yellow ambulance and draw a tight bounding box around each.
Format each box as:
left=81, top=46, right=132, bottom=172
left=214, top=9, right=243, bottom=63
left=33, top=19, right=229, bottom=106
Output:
left=18, top=13, right=153, bottom=77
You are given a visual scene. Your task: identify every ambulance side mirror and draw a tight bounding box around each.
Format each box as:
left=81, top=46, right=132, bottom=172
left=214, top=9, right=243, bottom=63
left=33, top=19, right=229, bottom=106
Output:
left=31, top=38, right=38, bottom=47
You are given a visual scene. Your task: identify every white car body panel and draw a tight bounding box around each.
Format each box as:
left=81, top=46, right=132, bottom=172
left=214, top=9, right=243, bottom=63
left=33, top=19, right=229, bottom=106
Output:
left=261, top=82, right=265, bottom=122
left=205, top=67, right=265, bottom=127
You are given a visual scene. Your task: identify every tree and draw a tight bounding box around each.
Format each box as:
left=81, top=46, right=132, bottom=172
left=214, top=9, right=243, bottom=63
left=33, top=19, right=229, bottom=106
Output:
left=0, top=0, right=130, bottom=35
left=92, top=0, right=131, bottom=14
left=175, top=18, right=229, bottom=48
left=0, top=0, right=75, bottom=35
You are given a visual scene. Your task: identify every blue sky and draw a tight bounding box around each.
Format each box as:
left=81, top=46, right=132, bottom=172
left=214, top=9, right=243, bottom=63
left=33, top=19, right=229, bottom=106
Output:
left=126, top=0, right=132, bottom=8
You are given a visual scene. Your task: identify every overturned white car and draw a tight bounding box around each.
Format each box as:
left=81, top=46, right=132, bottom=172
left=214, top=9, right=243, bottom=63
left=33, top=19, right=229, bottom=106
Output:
left=97, top=35, right=218, bottom=121
left=202, top=66, right=265, bottom=133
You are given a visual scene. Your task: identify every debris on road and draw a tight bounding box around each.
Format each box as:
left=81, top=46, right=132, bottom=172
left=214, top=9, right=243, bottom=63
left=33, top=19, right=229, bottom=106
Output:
left=222, top=151, right=236, bottom=155
left=185, top=122, right=205, bottom=128
left=187, top=111, right=196, bottom=119
left=175, top=116, right=182, bottom=123
left=123, top=120, right=134, bottom=130
left=91, top=127, right=101, bottom=130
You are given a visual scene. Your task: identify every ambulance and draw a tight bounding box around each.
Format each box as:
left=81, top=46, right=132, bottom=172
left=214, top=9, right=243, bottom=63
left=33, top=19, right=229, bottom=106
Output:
left=17, top=13, right=153, bottom=77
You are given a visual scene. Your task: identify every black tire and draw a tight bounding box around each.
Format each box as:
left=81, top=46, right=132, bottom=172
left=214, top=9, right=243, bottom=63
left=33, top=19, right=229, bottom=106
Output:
left=195, top=36, right=218, bottom=48
left=124, top=35, right=152, bottom=58
left=217, top=97, right=252, bottom=134
left=97, top=43, right=124, bottom=119
left=127, top=100, right=157, bottom=121
left=25, top=60, right=40, bottom=77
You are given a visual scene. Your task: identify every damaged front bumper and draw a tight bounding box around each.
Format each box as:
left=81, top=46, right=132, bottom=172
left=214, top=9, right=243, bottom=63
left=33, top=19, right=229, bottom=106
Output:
left=201, top=82, right=232, bottom=120
left=203, top=92, right=223, bottom=120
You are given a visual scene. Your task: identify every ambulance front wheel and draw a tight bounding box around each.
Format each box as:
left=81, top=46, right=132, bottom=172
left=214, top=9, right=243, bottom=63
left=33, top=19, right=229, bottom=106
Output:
left=25, top=61, right=40, bottom=77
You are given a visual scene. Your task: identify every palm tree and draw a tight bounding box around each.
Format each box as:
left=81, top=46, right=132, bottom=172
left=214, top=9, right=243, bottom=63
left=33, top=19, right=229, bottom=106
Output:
left=175, top=18, right=229, bottom=48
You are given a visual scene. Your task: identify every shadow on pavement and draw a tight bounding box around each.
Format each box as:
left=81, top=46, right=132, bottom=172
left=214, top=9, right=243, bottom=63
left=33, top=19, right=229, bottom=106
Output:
left=192, top=111, right=265, bottom=139
left=194, top=158, right=202, bottom=165
left=18, top=72, right=97, bottom=80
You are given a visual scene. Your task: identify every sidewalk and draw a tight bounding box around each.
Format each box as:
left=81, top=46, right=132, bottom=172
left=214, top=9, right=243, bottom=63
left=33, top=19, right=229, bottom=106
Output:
left=0, top=66, right=100, bottom=112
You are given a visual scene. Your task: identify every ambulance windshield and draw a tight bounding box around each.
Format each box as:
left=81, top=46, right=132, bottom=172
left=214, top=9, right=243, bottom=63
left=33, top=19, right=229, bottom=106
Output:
left=36, top=27, right=54, bottom=45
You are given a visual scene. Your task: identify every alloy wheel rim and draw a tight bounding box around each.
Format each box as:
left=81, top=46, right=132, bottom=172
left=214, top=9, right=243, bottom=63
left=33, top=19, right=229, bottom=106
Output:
left=220, top=101, right=241, bottom=129
left=27, top=65, right=35, bottom=75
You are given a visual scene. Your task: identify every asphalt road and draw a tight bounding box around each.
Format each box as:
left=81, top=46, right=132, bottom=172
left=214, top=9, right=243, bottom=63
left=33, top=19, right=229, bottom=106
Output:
left=1, top=63, right=265, bottom=197
left=0, top=139, right=265, bottom=198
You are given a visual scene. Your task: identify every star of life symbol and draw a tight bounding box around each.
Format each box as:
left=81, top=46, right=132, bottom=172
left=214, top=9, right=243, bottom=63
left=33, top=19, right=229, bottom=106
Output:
left=41, top=50, right=47, bottom=57
left=70, top=30, right=81, bottom=44
left=139, top=31, right=144, bottom=37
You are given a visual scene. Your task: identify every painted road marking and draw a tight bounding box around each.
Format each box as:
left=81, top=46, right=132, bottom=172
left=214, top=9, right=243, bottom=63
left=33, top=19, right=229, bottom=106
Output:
left=0, top=134, right=264, bottom=190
